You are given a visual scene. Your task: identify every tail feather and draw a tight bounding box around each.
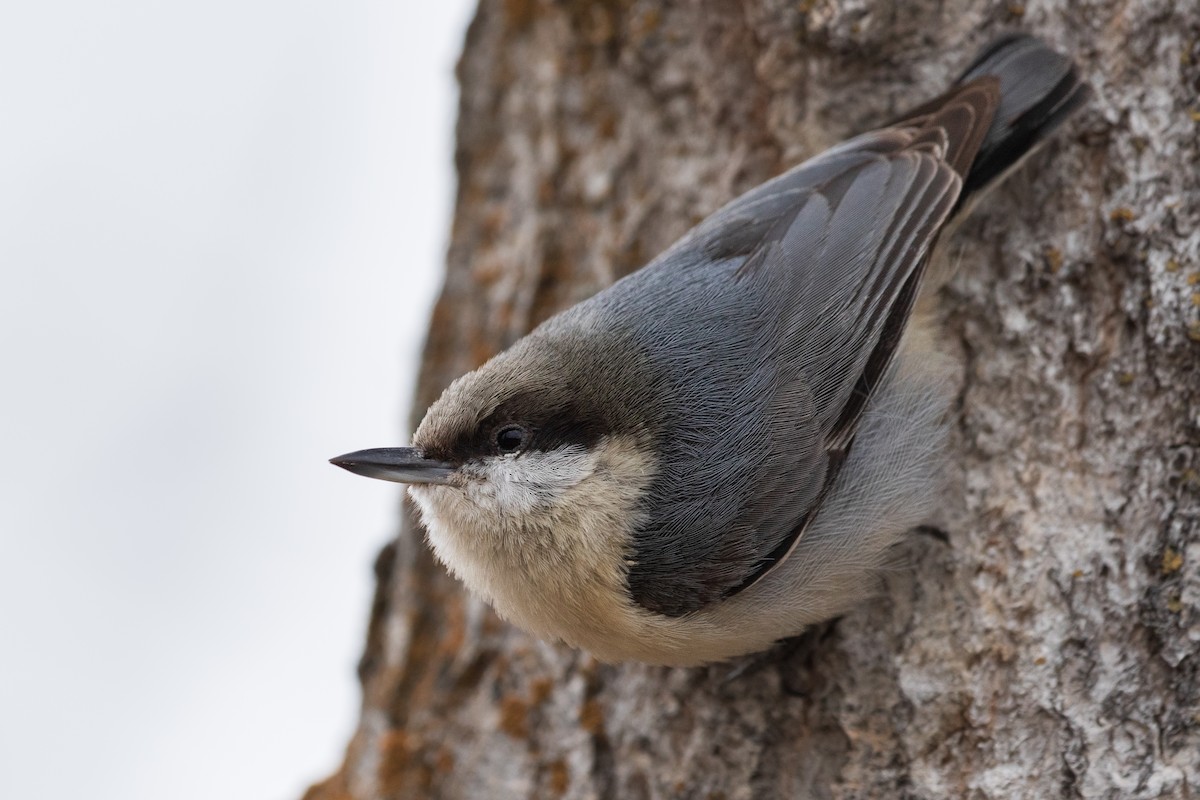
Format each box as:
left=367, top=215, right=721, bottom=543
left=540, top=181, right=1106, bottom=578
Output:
left=955, top=33, right=1089, bottom=199
left=895, top=34, right=1088, bottom=212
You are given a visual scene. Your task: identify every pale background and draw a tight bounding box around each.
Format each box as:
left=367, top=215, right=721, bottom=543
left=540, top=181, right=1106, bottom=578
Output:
left=0, top=1, right=475, bottom=798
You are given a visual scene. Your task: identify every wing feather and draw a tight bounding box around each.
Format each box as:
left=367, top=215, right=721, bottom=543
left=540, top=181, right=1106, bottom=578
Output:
left=624, top=82, right=1000, bottom=616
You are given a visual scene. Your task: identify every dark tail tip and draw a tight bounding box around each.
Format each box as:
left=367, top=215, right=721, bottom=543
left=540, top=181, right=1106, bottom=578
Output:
left=956, top=33, right=1089, bottom=197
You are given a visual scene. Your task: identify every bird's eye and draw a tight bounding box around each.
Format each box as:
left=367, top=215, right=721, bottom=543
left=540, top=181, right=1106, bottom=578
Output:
left=495, top=425, right=527, bottom=454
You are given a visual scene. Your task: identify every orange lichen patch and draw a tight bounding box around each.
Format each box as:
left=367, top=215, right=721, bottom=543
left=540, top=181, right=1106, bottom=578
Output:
left=1165, top=258, right=1181, bottom=273
left=546, top=758, right=571, bottom=796
left=425, top=295, right=457, bottom=342
left=1109, top=207, right=1138, bottom=223
left=379, top=729, right=429, bottom=789
left=1167, top=594, right=1184, bottom=613
left=478, top=207, right=510, bottom=248
left=1034, top=656, right=1047, bottom=665
left=436, top=598, right=467, bottom=658
left=1044, top=246, right=1064, bottom=273
left=1008, top=3, right=1026, bottom=17
left=465, top=340, right=492, bottom=371
left=630, top=7, right=661, bottom=41
left=503, top=0, right=537, bottom=32
left=1188, top=321, right=1200, bottom=342
left=596, top=109, right=620, bottom=140
left=530, top=676, right=556, bottom=706
left=562, top=0, right=638, bottom=50
left=579, top=698, right=606, bottom=735
left=1162, top=548, right=1184, bottom=575
left=499, top=695, right=531, bottom=739
left=1117, top=372, right=1136, bottom=387
left=472, top=255, right=508, bottom=285
left=435, top=747, right=456, bottom=776
left=1187, top=272, right=1200, bottom=286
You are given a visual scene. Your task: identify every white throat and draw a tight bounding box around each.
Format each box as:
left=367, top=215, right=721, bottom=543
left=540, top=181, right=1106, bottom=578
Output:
left=407, top=436, right=655, bottom=649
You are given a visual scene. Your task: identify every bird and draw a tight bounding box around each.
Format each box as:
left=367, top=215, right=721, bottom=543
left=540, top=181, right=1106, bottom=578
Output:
left=332, top=34, right=1087, bottom=666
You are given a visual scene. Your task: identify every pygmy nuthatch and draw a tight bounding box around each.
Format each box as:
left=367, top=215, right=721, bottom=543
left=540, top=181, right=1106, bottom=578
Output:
left=333, top=34, right=1086, bottom=666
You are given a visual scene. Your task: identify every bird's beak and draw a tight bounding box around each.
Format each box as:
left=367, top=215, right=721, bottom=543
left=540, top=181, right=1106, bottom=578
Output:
left=329, top=447, right=457, bottom=485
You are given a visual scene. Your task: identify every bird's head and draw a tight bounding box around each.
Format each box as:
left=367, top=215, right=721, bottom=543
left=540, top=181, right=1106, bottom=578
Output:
left=331, top=316, right=660, bottom=639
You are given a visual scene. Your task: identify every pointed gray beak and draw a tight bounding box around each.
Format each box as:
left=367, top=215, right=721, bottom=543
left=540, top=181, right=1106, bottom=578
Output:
left=329, top=447, right=457, bottom=485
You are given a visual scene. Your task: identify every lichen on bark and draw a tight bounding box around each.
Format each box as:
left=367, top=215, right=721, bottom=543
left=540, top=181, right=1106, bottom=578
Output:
left=306, top=2, right=1200, bottom=798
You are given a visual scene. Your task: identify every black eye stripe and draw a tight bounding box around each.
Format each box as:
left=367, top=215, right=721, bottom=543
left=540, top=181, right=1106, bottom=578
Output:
left=483, top=397, right=608, bottom=451
left=422, top=396, right=616, bottom=464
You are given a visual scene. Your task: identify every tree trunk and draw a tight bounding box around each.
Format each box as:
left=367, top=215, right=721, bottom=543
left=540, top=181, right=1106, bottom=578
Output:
left=306, top=1, right=1200, bottom=798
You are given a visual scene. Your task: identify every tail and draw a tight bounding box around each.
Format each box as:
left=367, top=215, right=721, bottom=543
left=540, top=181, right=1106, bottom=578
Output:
left=896, top=33, right=1088, bottom=213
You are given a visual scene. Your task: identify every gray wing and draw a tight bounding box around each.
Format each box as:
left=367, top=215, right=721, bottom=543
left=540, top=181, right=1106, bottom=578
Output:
left=621, top=83, right=998, bottom=616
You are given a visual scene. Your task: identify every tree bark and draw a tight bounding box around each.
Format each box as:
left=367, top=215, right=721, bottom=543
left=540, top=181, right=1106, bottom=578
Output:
left=306, top=1, right=1200, bottom=798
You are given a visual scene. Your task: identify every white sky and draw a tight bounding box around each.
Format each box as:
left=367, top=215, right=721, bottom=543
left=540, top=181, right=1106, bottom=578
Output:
left=0, top=1, right=475, bottom=798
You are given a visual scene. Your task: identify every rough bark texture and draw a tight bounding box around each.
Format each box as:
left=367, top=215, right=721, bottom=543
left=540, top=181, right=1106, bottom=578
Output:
left=307, top=2, right=1200, bottom=798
